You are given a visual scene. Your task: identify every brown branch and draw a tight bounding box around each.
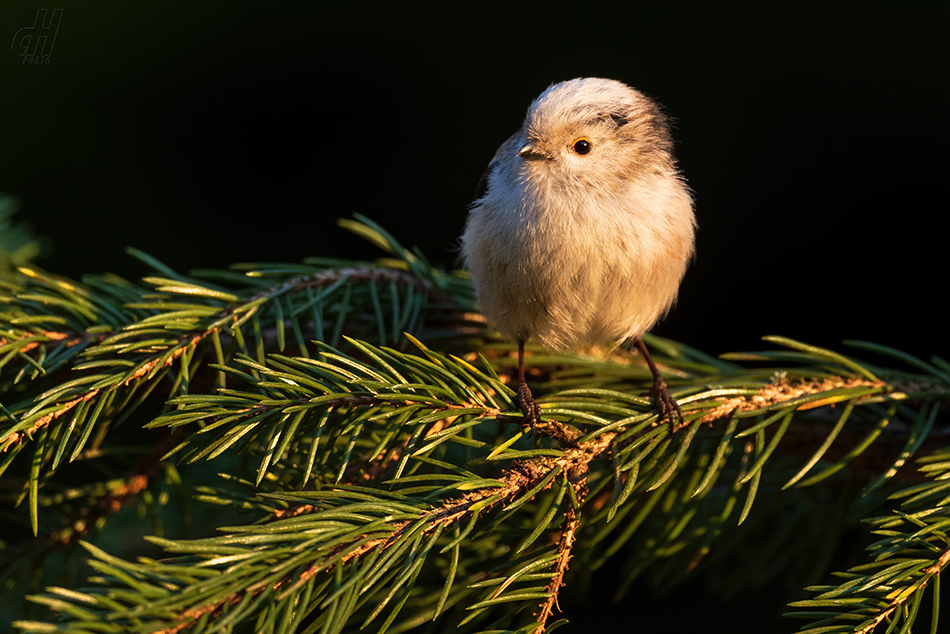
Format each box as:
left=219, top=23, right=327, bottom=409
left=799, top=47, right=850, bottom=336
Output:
left=856, top=545, right=950, bottom=634
left=288, top=432, right=613, bottom=613
left=0, top=428, right=184, bottom=577
left=2, top=263, right=462, bottom=453
left=698, top=376, right=890, bottom=424
left=534, top=460, right=589, bottom=633
left=130, top=369, right=928, bottom=634
left=53, top=428, right=185, bottom=546
left=155, top=465, right=533, bottom=634
left=534, top=507, right=579, bottom=633
left=0, top=329, right=77, bottom=354
left=160, top=428, right=615, bottom=634
left=1, top=330, right=216, bottom=452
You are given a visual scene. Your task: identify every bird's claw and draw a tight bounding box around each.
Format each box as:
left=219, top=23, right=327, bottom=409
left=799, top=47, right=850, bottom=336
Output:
left=518, top=381, right=542, bottom=428
left=651, top=377, right=683, bottom=431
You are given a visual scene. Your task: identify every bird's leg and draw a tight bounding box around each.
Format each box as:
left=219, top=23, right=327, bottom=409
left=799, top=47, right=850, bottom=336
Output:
left=516, top=337, right=541, bottom=427
left=635, top=337, right=682, bottom=429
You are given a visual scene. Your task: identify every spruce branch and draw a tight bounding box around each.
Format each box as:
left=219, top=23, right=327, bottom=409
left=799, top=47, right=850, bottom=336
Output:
left=1, top=219, right=477, bottom=537
left=2, top=217, right=949, bottom=633
left=17, top=334, right=947, bottom=632
left=534, top=463, right=587, bottom=633
left=788, top=442, right=950, bottom=633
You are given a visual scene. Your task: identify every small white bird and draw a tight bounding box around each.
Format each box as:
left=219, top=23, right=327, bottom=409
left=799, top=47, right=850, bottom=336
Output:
left=461, top=77, right=696, bottom=426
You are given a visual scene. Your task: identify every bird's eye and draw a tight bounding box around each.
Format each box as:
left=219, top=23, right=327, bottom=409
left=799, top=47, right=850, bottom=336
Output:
left=572, top=138, right=592, bottom=155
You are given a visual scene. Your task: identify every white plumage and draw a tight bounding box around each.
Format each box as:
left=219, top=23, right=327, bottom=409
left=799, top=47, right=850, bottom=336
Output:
left=462, top=78, right=696, bottom=353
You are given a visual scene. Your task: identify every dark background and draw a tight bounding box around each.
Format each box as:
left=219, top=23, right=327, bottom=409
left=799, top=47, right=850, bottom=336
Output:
left=1, top=3, right=948, bottom=629
left=2, top=2, right=948, bottom=361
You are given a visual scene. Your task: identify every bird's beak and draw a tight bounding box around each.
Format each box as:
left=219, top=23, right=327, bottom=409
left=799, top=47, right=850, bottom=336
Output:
left=517, top=143, right=548, bottom=161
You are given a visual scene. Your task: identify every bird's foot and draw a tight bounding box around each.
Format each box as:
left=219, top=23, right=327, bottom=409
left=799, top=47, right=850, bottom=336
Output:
left=651, top=377, right=683, bottom=431
left=518, top=381, right=542, bottom=428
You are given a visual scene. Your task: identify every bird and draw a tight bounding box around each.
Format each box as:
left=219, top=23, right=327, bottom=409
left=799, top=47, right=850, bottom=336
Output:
left=460, top=77, right=696, bottom=427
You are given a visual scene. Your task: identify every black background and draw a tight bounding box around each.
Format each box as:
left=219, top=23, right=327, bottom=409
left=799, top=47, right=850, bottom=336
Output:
left=2, top=2, right=948, bottom=360
left=1, top=3, right=949, bottom=629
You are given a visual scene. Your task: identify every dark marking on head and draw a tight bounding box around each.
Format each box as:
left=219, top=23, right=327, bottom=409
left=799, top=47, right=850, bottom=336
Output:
left=609, top=112, right=630, bottom=127
left=588, top=110, right=631, bottom=128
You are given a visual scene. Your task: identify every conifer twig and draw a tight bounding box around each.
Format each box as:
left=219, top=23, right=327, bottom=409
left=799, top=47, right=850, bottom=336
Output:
left=535, top=459, right=589, bottom=633
left=697, top=376, right=890, bottom=424
left=856, top=546, right=950, bottom=634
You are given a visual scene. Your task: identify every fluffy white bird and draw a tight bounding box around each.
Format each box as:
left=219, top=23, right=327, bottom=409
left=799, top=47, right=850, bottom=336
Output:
left=461, top=77, right=696, bottom=425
